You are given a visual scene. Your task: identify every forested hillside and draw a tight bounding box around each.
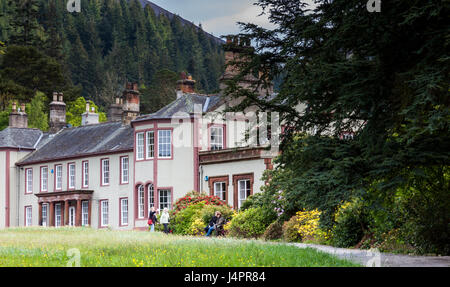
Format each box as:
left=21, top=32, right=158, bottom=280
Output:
left=0, top=0, right=225, bottom=117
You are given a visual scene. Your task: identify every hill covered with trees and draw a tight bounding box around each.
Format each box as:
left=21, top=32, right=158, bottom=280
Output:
left=0, top=0, right=225, bottom=119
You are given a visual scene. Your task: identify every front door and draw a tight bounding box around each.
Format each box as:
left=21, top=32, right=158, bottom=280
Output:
left=69, top=206, right=76, bottom=226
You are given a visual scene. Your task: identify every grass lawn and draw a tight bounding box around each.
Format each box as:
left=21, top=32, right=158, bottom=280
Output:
left=0, top=227, right=360, bottom=267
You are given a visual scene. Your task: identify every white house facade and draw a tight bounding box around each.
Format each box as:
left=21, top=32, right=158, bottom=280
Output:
left=0, top=38, right=279, bottom=230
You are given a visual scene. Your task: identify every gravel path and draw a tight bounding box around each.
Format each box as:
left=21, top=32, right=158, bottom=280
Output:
left=292, top=243, right=450, bottom=267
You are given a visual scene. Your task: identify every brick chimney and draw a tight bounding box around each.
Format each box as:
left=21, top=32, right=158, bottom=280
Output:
left=8, top=101, right=28, bottom=128
left=49, top=92, right=66, bottom=133
left=122, top=82, right=140, bottom=125
left=81, top=102, right=99, bottom=126
left=108, top=96, right=123, bottom=122
left=176, top=72, right=196, bottom=95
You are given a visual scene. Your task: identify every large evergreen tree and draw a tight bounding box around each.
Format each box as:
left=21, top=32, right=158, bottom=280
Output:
left=225, top=0, right=449, bottom=253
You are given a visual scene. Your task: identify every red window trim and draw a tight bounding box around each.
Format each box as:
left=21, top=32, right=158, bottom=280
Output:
left=232, top=173, right=254, bottom=210
left=157, top=187, right=173, bottom=210
left=120, top=156, right=129, bottom=185
left=54, top=164, right=63, bottom=192
left=98, top=199, right=109, bottom=228
left=39, top=165, right=48, bottom=193
left=24, top=205, right=32, bottom=226
left=67, top=162, right=76, bottom=190
left=208, top=175, right=229, bottom=203
left=208, top=123, right=227, bottom=151
left=25, top=168, right=33, bottom=194
left=82, top=160, right=89, bottom=189
left=100, top=158, right=110, bottom=187
left=119, top=197, right=129, bottom=227
left=157, top=128, right=174, bottom=160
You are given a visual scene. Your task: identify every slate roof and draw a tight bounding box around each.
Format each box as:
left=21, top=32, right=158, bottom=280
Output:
left=17, top=122, right=134, bottom=166
left=0, top=127, right=43, bottom=149
left=133, top=93, right=223, bottom=123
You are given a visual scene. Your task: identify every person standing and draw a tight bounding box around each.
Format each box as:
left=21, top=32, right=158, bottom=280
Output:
left=148, top=207, right=157, bottom=232
left=160, top=208, right=170, bottom=234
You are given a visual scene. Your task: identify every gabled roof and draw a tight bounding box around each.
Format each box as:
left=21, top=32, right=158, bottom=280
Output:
left=0, top=127, right=43, bottom=150
left=133, top=93, right=223, bottom=123
left=17, top=122, right=133, bottom=166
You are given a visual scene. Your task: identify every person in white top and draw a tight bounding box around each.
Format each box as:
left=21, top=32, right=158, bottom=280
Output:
left=160, top=208, right=170, bottom=234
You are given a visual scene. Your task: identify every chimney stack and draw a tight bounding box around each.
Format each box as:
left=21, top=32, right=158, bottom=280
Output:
left=108, top=96, right=124, bottom=122
left=81, top=101, right=99, bottom=126
left=49, top=92, right=66, bottom=133
left=9, top=101, right=28, bottom=128
left=122, top=82, right=140, bottom=125
left=176, top=73, right=196, bottom=94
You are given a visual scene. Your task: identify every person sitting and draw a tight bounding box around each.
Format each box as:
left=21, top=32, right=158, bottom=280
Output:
left=215, top=214, right=226, bottom=236
left=205, top=211, right=221, bottom=237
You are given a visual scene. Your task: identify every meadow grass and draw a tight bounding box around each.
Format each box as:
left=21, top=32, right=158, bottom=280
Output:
left=0, top=227, right=360, bottom=267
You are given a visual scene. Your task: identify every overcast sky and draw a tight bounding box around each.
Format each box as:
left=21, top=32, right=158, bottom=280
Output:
left=149, top=0, right=275, bottom=37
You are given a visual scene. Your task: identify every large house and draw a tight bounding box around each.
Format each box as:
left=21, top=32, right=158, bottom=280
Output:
left=0, top=38, right=278, bottom=230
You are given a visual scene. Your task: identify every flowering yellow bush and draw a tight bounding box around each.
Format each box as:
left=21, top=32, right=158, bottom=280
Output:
left=293, top=210, right=330, bottom=242
left=188, top=218, right=205, bottom=236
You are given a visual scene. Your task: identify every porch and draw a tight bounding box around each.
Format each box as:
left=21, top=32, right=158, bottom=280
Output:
left=35, top=190, right=94, bottom=227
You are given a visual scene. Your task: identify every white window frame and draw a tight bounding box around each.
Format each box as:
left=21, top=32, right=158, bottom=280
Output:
left=121, top=198, right=128, bottom=226
left=25, top=206, right=32, bottom=226
left=55, top=203, right=62, bottom=227
left=82, top=161, right=89, bottom=188
left=82, top=201, right=89, bottom=226
left=26, top=168, right=33, bottom=194
left=148, top=184, right=154, bottom=210
left=146, top=131, right=155, bottom=159
left=121, top=157, right=129, bottom=184
left=158, top=130, right=172, bottom=158
left=68, top=163, right=76, bottom=189
left=41, top=203, right=48, bottom=227
left=136, top=132, right=145, bottom=160
left=158, top=189, right=171, bottom=210
left=210, top=126, right=224, bottom=150
left=214, top=181, right=227, bottom=201
left=55, top=165, right=62, bottom=190
left=41, top=167, right=48, bottom=192
left=101, top=159, right=110, bottom=186
left=238, top=179, right=251, bottom=209
left=138, top=185, right=145, bottom=219
left=101, top=200, right=109, bottom=227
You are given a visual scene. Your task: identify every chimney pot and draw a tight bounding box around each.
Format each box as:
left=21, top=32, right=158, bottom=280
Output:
left=20, top=103, right=26, bottom=113
left=86, top=102, right=90, bottom=112
left=12, top=102, right=17, bottom=112
left=58, top=93, right=63, bottom=102
left=53, top=92, right=58, bottom=102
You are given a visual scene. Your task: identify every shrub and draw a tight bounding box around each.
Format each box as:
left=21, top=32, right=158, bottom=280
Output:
left=263, top=220, right=283, bottom=241
left=295, top=210, right=321, bottom=241
left=228, top=208, right=268, bottom=239
left=331, top=199, right=369, bottom=248
left=188, top=218, right=206, bottom=236
left=172, top=191, right=226, bottom=214
left=199, top=204, right=234, bottom=226
left=171, top=202, right=205, bottom=235
left=282, top=216, right=301, bottom=242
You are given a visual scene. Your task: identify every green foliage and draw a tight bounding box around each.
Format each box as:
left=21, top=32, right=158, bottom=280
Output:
left=228, top=0, right=449, bottom=254
left=282, top=216, right=300, bottom=243
left=263, top=220, right=283, bottom=241
left=0, top=0, right=225, bottom=108
left=26, top=91, right=48, bottom=131
left=171, top=202, right=205, bottom=235
left=331, top=199, right=370, bottom=248
left=228, top=207, right=268, bottom=239
left=66, top=97, right=106, bottom=127
left=198, top=204, right=234, bottom=226
left=0, top=45, right=66, bottom=101
left=239, top=192, right=277, bottom=226
left=0, top=108, right=9, bottom=130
